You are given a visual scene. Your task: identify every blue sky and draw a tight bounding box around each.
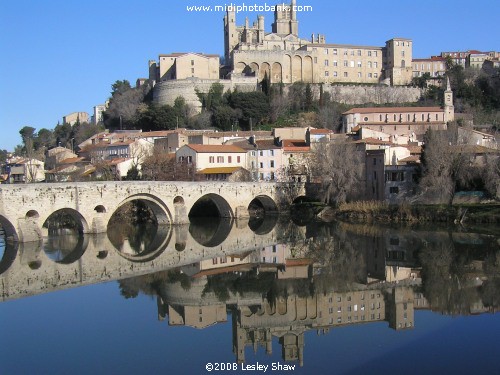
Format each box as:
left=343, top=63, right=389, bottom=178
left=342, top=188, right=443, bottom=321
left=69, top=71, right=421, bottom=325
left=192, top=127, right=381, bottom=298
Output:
left=1, top=0, right=498, bottom=151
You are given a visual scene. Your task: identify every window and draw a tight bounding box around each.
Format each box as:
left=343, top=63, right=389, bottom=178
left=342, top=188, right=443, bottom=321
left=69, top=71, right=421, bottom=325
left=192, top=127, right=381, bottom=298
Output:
left=228, top=156, right=232, bottom=163
left=373, top=158, right=377, bottom=165
left=324, top=48, right=328, bottom=54
left=344, top=50, right=348, bottom=55
left=357, top=50, right=361, bottom=56
left=343, top=60, right=348, bottom=67
left=324, top=59, right=329, bottom=66
left=209, top=156, right=215, bottom=163
left=237, top=156, right=241, bottom=163
left=368, top=61, right=372, bottom=68
left=259, top=150, right=264, bottom=156
left=374, top=73, right=378, bottom=78
left=333, top=48, right=338, bottom=55
left=402, top=50, right=405, bottom=57
left=350, top=50, right=355, bottom=56
left=333, top=71, right=338, bottom=77
left=217, top=156, right=224, bottom=163
left=259, top=162, right=264, bottom=168
left=314, top=57, right=317, bottom=63
left=373, top=62, right=378, bottom=68
left=325, top=71, right=329, bottom=77
left=269, top=150, right=274, bottom=156
left=368, top=51, right=372, bottom=57
left=333, top=60, right=338, bottom=66
left=344, top=72, right=348, bottom=77
left=191, top=68, right=194, bottom=74
left=368, top=73, right=372, bottom=78
left=191, top=59, right=194, bottom=65
left=357, top=61, right=362, bottom=67
left=350, top=61, right=354, bottom=67
left=357, top=72, right=362, bottom=78
left=270, top=160, right=275, bottom=168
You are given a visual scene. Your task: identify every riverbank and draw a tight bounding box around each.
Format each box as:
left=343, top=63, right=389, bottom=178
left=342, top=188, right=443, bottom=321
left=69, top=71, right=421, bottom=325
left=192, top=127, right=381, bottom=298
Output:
left=312, top=201, right=500, bottom=225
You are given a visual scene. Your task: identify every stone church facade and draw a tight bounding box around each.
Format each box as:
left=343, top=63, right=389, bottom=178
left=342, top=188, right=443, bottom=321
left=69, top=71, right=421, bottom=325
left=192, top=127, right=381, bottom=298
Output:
left=224, top=0, right=413, bottom=85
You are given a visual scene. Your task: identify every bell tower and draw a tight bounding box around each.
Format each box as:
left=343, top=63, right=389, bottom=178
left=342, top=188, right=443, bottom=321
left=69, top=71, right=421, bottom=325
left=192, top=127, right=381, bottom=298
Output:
left=444, top=76, right=454, bottom=123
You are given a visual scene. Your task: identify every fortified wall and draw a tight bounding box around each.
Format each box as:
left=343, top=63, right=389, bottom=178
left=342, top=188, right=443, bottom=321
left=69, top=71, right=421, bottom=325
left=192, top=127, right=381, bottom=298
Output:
left=154, top=80, right=422, bottom=112
left=153, top=75, right=259, bottom=112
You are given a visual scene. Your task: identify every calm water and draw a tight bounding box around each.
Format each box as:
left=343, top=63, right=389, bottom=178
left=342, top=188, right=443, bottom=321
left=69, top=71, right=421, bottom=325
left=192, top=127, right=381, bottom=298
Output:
left=0, top=219, right=499, bottom=375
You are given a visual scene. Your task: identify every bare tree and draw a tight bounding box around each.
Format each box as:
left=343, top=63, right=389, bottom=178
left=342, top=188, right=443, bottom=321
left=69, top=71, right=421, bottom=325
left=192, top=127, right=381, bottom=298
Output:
left=309, top=138, right=364, bottom=205
left=141, top=146, right=196, bottom=181
left=419, top=128, right=471, bottom=204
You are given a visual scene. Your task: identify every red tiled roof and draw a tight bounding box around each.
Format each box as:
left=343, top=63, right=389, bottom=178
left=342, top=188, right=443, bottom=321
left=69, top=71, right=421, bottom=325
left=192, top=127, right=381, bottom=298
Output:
left=282, top=139, right=310, bottom=152
left=343, top=107, right=443, bottom=114
left=399, top=155, right=421, bottom=163
left=309, top=128, right=333, bottom=135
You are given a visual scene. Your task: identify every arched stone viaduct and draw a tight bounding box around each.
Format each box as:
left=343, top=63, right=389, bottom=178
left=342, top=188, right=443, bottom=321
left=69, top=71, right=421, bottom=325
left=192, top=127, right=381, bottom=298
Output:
left=0, top=181, right=304, bottom=243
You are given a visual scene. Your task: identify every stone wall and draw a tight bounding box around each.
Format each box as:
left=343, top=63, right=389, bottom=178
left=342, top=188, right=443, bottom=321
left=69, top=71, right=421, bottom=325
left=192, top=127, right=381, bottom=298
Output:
left=153, top=76, right=259, bottom=112
left=310, top=84, right=422, bottom=105
left=154, top=79, right=422, bottom=113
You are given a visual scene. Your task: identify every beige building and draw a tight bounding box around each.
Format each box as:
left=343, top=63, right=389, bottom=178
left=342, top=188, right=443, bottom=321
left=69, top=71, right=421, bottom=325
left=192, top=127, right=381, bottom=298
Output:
left=63, top=112, right=89, bottom=125
left=343, top=78, right=454, bottom=141
left=8, top=158, right=45, bottom=183
left=412, top=56, right=446, bottom=78
left=225, top=1, right=413, bottom=85
left=149, top=52, right=220, bottom=82
left=175, top=144, right=248, bottom=175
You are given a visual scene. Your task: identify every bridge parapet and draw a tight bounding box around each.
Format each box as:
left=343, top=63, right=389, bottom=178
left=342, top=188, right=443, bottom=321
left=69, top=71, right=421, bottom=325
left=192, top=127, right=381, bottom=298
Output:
left=0, top=181, right=305, bottom=243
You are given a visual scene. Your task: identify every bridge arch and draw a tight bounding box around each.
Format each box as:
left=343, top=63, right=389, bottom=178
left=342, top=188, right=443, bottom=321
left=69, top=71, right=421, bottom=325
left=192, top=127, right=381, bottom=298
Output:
left=0, top=215, right=18, bottom=242
left=114, top=193, right=172, bottom=225
left=42, top=208, right=89, bottom=235
left=189, top=193, right=234, bottom=218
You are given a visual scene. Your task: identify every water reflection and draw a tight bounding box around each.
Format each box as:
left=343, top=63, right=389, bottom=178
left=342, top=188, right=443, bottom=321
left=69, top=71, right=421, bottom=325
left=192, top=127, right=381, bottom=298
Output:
left=0, top=227, right=18, bottom=275
left=43, top=229, right=87, bottom=264
left=1, top=218, right=499, bottom=367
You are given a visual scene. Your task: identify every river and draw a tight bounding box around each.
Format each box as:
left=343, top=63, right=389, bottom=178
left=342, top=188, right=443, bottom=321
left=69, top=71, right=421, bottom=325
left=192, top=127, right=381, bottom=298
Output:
left=0, top=217, right=499, bottom=374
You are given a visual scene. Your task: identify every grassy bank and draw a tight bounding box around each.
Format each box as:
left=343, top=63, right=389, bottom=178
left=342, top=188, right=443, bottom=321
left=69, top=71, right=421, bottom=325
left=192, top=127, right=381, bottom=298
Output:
left=321, top=201, right=500, bottom=224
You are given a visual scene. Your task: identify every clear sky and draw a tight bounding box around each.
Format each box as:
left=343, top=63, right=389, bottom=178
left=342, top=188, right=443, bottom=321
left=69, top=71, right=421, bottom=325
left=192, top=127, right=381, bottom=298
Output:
left=1, top=0, right=498, bottom=151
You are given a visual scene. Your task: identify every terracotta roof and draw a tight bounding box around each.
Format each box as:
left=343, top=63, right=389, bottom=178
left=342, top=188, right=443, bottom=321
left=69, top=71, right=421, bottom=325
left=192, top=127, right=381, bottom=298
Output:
left=60, top=157, right=86, bottom=164
left=282, top=139, right=310, bottom=152
left=207, top=130, right=272, bottom=138
left=406, top=146, right=422, bottom=154
left=186, top=144, right=246, bottom=153
left=197, top=167, right=244, bottom=174
left=309, top=128, right=333, bottom=135
left=343, top=107, right=443, bottom=114
left=399, top=155, right=421, bottom=163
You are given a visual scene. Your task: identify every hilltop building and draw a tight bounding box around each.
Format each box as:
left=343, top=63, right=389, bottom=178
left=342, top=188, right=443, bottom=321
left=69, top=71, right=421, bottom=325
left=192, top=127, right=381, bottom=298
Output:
left=224, top=0, right=413, bottom=85
left=63, top=112, right=89, bottom=125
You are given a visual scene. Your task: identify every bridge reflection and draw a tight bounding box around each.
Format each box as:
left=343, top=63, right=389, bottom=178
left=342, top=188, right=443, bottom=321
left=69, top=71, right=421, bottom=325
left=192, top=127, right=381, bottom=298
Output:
left=0, top=215, right=286, bottom=301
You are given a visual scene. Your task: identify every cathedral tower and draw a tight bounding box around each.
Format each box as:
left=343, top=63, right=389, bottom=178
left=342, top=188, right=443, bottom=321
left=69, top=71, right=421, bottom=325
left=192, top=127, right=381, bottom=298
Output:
left=272, top=0, right=299, bottom=36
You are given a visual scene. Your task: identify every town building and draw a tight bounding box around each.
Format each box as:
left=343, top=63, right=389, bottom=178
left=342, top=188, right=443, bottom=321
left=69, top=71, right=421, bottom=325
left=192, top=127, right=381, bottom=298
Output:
left=7, top=158, right=45, bottom=183
left=343, top=78, right=454, bottom=141
left=63, top=111, right=89, bottom=125
left=92, top=104, right=107, bottom=125
left=149, top=52, right=220, bottom=82
left=175, top=144, right=249, bottom=181
left=412, top=56, right=446, bottom=79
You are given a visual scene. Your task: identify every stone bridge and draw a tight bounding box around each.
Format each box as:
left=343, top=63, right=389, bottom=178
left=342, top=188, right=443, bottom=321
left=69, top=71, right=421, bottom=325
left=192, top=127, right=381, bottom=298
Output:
left=0, top=181, right=305, bottom=243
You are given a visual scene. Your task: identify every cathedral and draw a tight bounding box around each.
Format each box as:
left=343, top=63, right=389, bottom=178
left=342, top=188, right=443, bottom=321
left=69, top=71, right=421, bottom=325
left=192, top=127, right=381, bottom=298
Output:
left=223, top=0, right=413, bottom=86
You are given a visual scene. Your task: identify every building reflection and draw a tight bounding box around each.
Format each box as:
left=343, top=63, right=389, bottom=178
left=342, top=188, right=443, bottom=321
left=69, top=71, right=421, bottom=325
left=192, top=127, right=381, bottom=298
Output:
left=1, top=217, right=498, bottom=367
